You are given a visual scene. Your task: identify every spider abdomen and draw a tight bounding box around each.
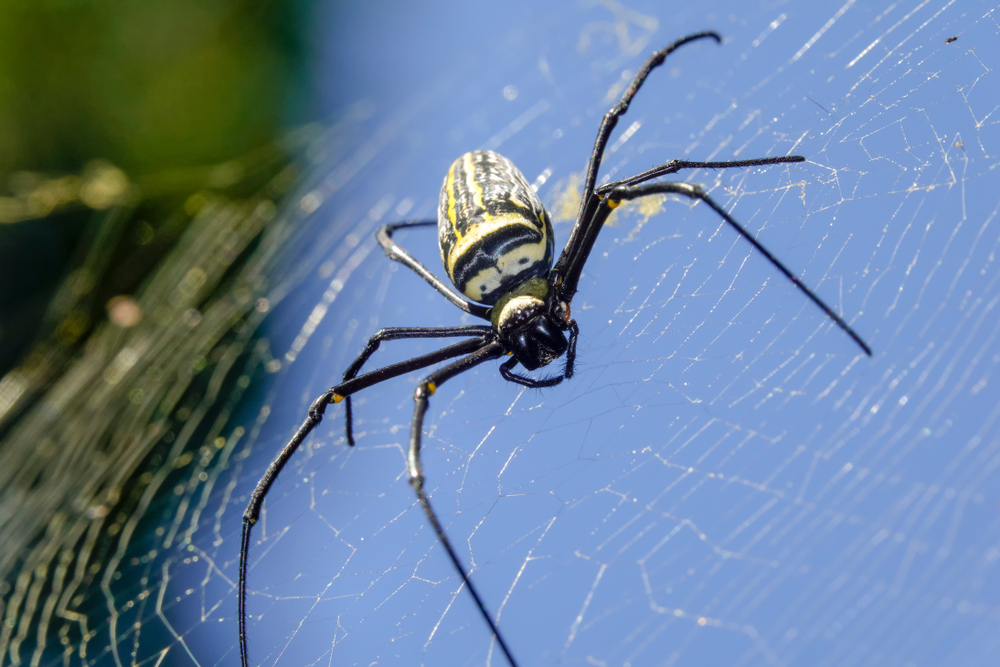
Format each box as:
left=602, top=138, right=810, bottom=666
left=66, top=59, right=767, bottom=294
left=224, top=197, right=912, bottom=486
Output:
left=438, top=150, right=554, bottom=305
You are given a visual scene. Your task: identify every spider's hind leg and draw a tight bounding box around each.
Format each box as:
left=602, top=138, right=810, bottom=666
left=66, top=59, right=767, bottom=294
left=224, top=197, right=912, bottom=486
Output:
left=377, top=221, right=491, bottom=321
left=607, top=181, right=871, bottom=356
left=578, top=32, right=723, bottom=209
left=598, top=155, right=806, bottom=194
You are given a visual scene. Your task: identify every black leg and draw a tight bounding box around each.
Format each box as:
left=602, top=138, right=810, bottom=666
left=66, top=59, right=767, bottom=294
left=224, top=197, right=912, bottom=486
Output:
left=239, top=391, right=332, bottom=667
left=342, top=325, right=494, bottom=445
left=378, top=221, right=492, bottom=321
left=406, top=341, right=522, bottom=667
left=553, top=31, right=722, bottom=291
left=599, top=155, right=806, bottom=193
left=239, top=334, right=496, bottom=667
left=607, top=181, right=872, bottom=356
left=555, top=155, right=806, bottom=300
left=579, top=32, right=721, bottom=207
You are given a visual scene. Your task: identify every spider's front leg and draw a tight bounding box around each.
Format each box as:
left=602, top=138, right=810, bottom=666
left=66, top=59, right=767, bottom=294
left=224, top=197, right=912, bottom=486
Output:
left=340, top=325, right=493, bottom=445
left=404, top=340, right=523, bottom=667
left=239, top=334, right=493, bottom=667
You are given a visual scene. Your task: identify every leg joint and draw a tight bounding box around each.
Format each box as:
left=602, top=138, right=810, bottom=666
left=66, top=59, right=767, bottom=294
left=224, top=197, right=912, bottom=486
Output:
left=408, top=473, right=424, bottom=491
left=414, top=382, right=436, bottom=399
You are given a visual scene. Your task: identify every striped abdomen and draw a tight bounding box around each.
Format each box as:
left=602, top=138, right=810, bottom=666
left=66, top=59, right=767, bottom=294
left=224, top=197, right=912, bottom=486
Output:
left=438, top=150, right=554, bottom=305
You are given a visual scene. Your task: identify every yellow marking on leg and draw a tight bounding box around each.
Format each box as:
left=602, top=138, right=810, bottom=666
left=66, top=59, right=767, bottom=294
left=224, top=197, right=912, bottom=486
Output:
left=427, top=382, right=437, bottom=395
left=607, top=199, right=622, bottom=209
left=331, top=394, right=344, bottom=403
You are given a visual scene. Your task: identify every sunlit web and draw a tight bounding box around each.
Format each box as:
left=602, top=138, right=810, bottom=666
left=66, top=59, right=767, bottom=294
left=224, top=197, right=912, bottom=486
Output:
left=2, top=2, right=999, bottom=666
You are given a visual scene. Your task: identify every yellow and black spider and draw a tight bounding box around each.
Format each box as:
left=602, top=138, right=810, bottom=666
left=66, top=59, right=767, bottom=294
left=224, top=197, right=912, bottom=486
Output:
left=238, top=31, right=871, bottom=667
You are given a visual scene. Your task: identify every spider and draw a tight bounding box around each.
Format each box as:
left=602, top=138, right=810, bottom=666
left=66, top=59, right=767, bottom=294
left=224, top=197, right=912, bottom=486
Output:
left=238, top=31, right=871, bottom=667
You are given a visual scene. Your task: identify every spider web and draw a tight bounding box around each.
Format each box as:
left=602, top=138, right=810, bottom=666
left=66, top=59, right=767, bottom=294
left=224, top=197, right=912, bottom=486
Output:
left=3, top=0, right=1000, bottom=666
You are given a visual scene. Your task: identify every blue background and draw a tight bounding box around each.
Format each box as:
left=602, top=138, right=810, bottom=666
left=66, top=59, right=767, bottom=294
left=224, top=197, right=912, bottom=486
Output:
left=178, top=1, right=1000, bottom=665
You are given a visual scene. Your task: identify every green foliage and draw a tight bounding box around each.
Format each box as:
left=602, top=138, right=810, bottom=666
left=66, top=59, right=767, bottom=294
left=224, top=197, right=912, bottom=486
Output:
left=0, top=1, right=307, bottom=175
